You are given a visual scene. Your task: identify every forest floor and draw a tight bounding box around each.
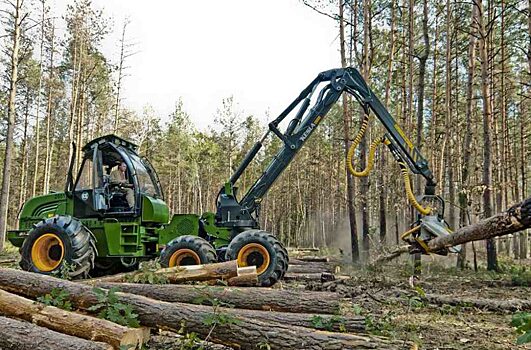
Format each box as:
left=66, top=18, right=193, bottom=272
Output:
left=1, top=244, right=529, bottom=349
left=307, top=257, right=531, bottom=350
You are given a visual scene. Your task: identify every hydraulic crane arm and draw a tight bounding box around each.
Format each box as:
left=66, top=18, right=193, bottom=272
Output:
left=228, top=67, right=435, bottom=218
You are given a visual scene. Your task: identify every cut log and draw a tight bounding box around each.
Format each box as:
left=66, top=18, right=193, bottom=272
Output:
left=0, top=289, right=146, bottom=349
left=284, top=272, right=336, bottom=282
left=292, top=256, right=330, bottom=263
left=423, top=293, right=531, bottom=312
left=0, top=315, right=113, bottom=350
left=427, top=197, right=531, bottom=252
left=373, top=197, right=531, bottom=263
left=92, top=283, right=344, bottom=314
left=84, top=260, right=239, bottom=284
left=0, top=268, right=407, bottom=350
left=286, top=247, right=320, bottom=252
left=226, top=266, right=258, bottom=286
left=287, top=264, right=333, bottom=274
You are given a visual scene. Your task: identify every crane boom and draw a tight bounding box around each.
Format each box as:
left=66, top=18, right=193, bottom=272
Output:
left=216, top=67, right=440, bottom=241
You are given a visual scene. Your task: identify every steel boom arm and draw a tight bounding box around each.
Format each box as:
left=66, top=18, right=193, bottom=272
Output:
left=231, top=67, right=435, bottom=218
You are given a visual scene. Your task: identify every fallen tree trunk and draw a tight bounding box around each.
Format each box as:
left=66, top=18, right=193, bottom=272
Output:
left=0, top=289, right=146, bottom=349
left=287, top=264, right=333, bottom=274
left=91, top=282, right=344, bottom=314
left=423, top=293, right=531, bottom=312
left=284, top=272, right=336, bottom=282
left=427, top=197, right=531, bottom=251
left=373, top=197, right=531, bottom=263
left=84, top=260, right=239, bottom=284
left=0, top=316, right=113, bottom=350
left=0, top=268, right=406, bottom=350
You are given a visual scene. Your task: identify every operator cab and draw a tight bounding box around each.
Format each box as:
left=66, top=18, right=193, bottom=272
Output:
left=69, top=135, right=163, bottom=218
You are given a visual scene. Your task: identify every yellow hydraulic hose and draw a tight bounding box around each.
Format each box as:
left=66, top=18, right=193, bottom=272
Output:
left=398, top=162, right=432, bottom=215
left=347, top=115, right=372, bottom=177
left=346, top=115, right=432, bottom=216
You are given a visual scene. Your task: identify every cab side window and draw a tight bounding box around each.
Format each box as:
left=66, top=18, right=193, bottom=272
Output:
left=76, top=158, right=94, bottom=191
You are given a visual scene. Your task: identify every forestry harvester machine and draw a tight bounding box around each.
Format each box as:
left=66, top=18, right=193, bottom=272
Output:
left=8, top=67, right=459, bottom=286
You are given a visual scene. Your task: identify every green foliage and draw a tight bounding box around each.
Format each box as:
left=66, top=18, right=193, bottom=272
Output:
left=511, top=313, right=531, bottom=345
left=88, top=287, right=140, bottom=328
left=37, top=288, right=72, bottom=311
left=175, top=321, right=204, bottom=350
left=51, top=261, right=75, bottom=280
left=125, top=260, right=168, bottom=284
left=310, top=315, right=347, bottom=332
left=365, top=311, right=396, bottom=337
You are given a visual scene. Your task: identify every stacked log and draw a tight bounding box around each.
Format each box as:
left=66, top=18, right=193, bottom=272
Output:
left=91, top=283, right=345, bottom=314
left=0, top=316, right=113, bottom=350
left=0, top=289, right=146, bottom=349
left=0, top=268, right=407, bottom=350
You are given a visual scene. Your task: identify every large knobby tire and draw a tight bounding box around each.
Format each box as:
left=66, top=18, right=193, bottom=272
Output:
left=20, top=215, right=97, bottom=279
left=160, top=235, right=217, bottom=267
left=226, top=230, right=288, bottom=287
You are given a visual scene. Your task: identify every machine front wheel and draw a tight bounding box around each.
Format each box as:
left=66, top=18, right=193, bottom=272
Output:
left=160, top=235, right=217, bottom=267
left=20, top=215, right=96, bottom=279
left=226, top=230, right=288, bottom=287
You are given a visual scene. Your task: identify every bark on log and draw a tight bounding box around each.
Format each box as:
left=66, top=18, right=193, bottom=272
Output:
left=288, top=264, right=333, bottom=274
left=85, top=260, right=239, bottom=284
left=292, top=256, right=331, bottom=263
left=92, top=282, right=344, bottom=314
left=427, top=197, right=531, bottom=251
left=423, top=293, right=531, bottom=312
left=0, top=315, right=113, bottom=350
left=0, top=268, right=406, bottom=350
left=373, top=197, right=531, bottom=263
left=0, top=289, right=146, bottom=349
left=284, top=272, right=336, bottom=282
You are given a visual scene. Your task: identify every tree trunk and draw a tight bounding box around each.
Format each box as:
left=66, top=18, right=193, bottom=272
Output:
left=0, top=0, right=23, bottom=251
left=92, top=282, right=344, bottom=314
left=0, top=269, right=406, bottom=350
left=476, top=0, right=497, bottom=271
left=0, top=316, right=112, bottom=350
left=339, top=0, right=359, bottom=263
left=427, top=197, right=531, bottom=252
left=0, top=289, right=145, bottom=349
left=360, top=0, right=371, bottom=261
left=84, top=260, right=241, bottom=284
left=457, top=1, right=479, bottom=269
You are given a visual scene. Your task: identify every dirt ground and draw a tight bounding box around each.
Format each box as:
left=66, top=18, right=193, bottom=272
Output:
left=1, top=244, right=529, bottom=350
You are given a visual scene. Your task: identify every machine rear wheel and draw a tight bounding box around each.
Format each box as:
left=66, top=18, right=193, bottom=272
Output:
left=160, top=235, right=217, bottom=267
left=226, top=230, right=288, bottom=287
left=20, top=215, right=96, bottom=279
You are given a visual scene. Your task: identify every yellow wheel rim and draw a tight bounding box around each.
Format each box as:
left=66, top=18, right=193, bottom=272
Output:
left=31, top=233, right=64, bottom=272
left=168, top=249, right=201, bottom=267
left=237, top=243, right=270, bottom=275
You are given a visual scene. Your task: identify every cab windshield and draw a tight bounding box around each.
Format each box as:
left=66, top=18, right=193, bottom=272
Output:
left=126, top=151, right=162, bottom=199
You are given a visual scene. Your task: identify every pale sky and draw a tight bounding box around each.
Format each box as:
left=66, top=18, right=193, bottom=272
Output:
left=55, top=0, right=340, bottom=127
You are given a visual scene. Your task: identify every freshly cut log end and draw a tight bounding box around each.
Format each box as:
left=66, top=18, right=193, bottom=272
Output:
left=0, top=316, right=113, bottom=350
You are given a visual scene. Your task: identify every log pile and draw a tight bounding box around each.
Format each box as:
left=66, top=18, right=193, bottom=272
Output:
left=0, top=263, right=408, bottom=350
